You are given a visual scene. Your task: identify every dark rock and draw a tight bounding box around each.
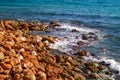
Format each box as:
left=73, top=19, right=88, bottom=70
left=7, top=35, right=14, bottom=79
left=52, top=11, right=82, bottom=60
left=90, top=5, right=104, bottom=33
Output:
left=85, top=69, right=91, bottom=74
left=98, top=65, right=106, bottom=70
left=55, top=55, right=64, bottom=63
left=71, top=29, right=79, bottom=32
left=86, top=66, right=99, bottom=72
left=90, top=74, right=98, bottom=79
left=78, top=50, right=88, bottom=56
left=49, top=21, right=61, bottom=27
left=74, top=73, right=86, bottom=80
left=88, top=32, right=95, bottom=35
left=85, top=62, right=96, bottom=67
left=77, top=41, right=84, bottom=45
left=82, top=34, right=88, bottom=40
left=105, top=71, right=112, bottom=75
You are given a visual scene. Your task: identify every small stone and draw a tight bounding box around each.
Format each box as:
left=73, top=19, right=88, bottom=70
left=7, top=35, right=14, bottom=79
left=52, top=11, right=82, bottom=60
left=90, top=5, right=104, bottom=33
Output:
left=82, top=34, right=88, bottom=40
left=0, top=66, right=3, bottom=73
left=65, top=62, right=71, bottom=66
left=78, top=50, right=88, bottom=56
left=49, top=21, right=61, bottom=27
left=71, top=29, right=79, bottom=32
left=24, top=70, right=36, bottom=80
left=98, top=65, right=106, bottom=70
left=105, top=71, right=112, bottom=75
left=90, top=74, right=99, bottom=79
left=86, top=66, right=99, bottom=72
left=56, top=55, right=64, bottom=63
left=37, top=71, right=46, bottom=80
left=0, top=52, right=4, bottom=60
left=99, top=73, right=106, bottom=79
left=0, top=75, right=9, bottom=79
left=73, top=67, right=82, bottom=72
left=77, top=41, right=84, bottom=45
left=0, top=63, right=12, bottom=70
left=86, top=69, right=91, bottom=74
left=74, top=73, right=86, bottom=80
left=13, top=64, right=23, bottom=74
left=88, top=32, right=95, bottom=35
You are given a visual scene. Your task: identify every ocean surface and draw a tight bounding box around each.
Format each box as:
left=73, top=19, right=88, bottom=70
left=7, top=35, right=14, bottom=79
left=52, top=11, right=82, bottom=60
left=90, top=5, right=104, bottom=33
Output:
left=0, top=0, right=120, bottom=77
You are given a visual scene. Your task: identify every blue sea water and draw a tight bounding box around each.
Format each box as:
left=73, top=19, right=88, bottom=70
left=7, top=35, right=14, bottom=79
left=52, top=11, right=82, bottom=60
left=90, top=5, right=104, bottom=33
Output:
left=0, top=0, right=120, bottom=60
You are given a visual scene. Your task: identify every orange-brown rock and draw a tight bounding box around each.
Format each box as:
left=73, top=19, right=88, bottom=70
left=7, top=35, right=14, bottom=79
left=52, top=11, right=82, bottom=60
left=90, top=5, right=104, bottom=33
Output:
left=74, top=73, right=86, bottom=80
left=0, top=62, right=12, bottom=70
left=23, top=70, right=36, bottom=80
left=3, top=43, right=11, bottom=51
left=86, top=66, right=99, bottom=73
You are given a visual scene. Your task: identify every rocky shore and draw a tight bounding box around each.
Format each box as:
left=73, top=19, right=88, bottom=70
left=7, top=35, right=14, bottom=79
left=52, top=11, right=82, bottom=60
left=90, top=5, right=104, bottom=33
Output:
left=0, top=20, right=113, bottom=80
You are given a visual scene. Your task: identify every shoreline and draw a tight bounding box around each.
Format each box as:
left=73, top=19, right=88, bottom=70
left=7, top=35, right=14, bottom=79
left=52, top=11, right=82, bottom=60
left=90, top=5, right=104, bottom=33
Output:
left=0, top=20, right=117, bottom=80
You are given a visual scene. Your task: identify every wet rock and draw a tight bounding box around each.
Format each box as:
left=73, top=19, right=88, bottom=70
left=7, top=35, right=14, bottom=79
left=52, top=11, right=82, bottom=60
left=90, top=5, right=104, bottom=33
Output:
left=78, top=50, right=88, bottom=56
left=88, top=32, right=95, bottom=35
left=90, top=73, right=99, bottom=79
left=73, top=67, right=82, bottom=73
left=85, top=69, right=91, bottom=74
left=82, top=34, right=88, bottom=40
left=86, top=66, right=99, bottom=72
left=56, top=55, right=64, bottom=63
left=98, top=65, right=106, bottom=70
left=71, top=29, right=79, bottom=32
left=77, top=41, right=84, bottom=45
left=105, top=71, right=112, bottom=75
left=49, top=21, right=61, bottom=27
left=39, top=23, right=48, bottom=30
left=3, top=43, right=11, bottom=50
left=74, top=73, right=86, bottom=80
left=14, top=74, right=21, bottom=80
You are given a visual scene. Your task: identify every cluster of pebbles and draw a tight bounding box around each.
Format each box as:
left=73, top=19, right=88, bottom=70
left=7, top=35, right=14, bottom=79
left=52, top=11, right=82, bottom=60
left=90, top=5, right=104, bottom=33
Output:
left=0, top=20, right=113, bottom=80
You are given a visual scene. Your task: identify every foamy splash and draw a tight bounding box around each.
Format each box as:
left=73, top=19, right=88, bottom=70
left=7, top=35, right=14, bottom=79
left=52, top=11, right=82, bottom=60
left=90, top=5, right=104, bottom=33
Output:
left=50, top=23, right=103, bottom=53
left=57, top=23, right=99, bottom=33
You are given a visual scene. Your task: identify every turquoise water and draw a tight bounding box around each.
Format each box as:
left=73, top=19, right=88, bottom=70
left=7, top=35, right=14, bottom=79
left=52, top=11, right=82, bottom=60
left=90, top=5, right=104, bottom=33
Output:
left=0, top=0, right=120, bottom=60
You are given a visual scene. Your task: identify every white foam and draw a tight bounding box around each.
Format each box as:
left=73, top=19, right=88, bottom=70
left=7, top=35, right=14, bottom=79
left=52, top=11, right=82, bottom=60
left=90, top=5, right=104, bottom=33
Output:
left=50, top=23, right=103, bottom=54
left=57, top=23, right=99, bottom=33
left=103, top=59, right=120, bottom=74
